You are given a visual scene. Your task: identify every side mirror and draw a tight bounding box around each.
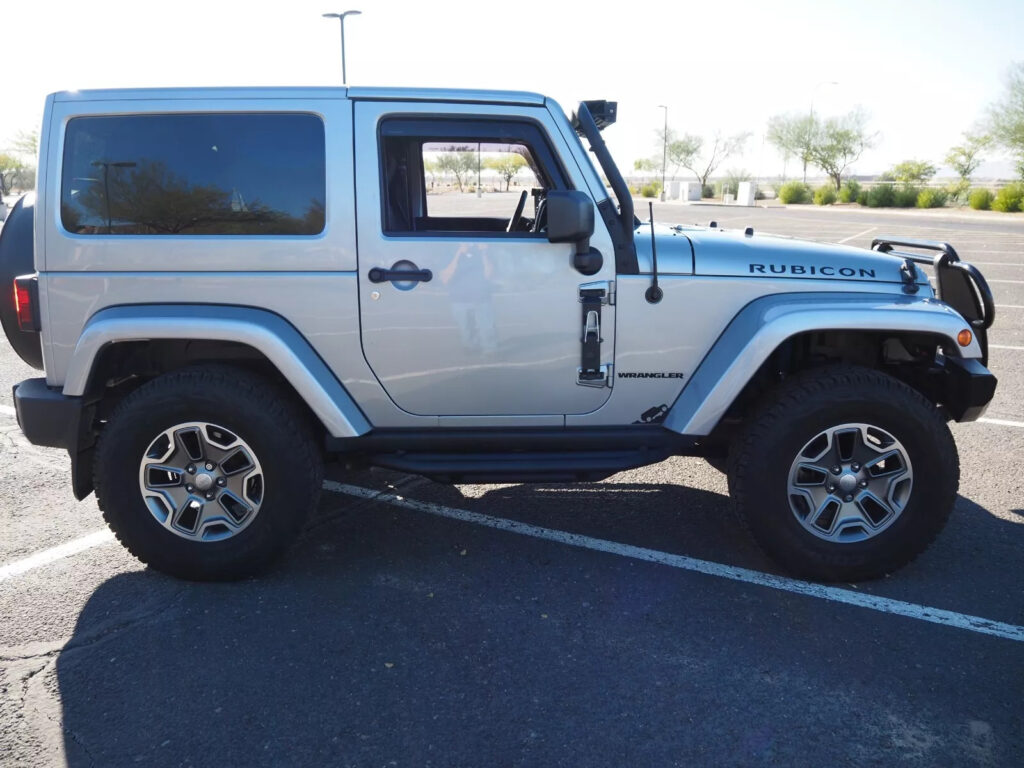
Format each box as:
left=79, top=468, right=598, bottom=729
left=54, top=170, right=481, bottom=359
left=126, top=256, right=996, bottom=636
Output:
left=545, top=190, right=602, bottom=275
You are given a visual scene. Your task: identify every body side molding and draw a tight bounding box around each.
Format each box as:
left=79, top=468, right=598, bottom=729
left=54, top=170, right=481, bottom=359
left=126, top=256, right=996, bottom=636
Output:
left=63, top=304, right=371, bottom=437
left=664, top=292, right=982, bottom=436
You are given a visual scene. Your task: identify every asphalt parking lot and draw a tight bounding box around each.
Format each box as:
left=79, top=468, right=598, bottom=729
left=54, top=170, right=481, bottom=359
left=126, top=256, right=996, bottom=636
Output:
left=2, top=202, right=1023, bottom=767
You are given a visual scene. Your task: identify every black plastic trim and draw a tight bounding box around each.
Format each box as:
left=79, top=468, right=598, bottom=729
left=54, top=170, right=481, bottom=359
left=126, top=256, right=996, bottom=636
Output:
left=13, top=378, right=84, bottom=450
left=326, top=425, right=697, bottom=455
left=941, top=357, right=997, bottom=422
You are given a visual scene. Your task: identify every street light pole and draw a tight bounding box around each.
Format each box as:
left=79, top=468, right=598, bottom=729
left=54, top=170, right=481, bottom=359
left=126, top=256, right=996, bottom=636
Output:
left=807, top=80, right=838, bottom=183
left=322, top=10, right=362, bottom=85
left=658, top=105, right=668, bottom=202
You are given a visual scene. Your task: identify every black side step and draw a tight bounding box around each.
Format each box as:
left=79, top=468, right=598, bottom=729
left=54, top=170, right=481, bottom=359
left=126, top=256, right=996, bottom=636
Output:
left=325, top=426, right=701, bottom=484
left=368, top=448, right=674, bottom=484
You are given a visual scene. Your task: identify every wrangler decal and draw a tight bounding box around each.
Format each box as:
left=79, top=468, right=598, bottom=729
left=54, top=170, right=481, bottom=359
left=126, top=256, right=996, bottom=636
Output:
left=618, top=372, right=685, bottom=379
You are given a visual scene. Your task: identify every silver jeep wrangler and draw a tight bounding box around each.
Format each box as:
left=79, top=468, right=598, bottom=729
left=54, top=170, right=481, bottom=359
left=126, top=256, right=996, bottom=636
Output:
left=1, top=87, right=997, bottom=582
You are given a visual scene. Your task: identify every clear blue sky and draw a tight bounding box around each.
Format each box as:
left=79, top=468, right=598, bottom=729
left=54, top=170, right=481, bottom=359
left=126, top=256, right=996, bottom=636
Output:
left=3, top=0, right=1022, bottom=179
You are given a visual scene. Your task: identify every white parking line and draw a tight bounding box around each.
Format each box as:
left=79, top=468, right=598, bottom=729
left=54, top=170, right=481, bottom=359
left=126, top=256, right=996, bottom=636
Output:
left=836, top=226, right=877, bottom=244
left=979, top=417, right=1024, bottom=428
left=990, top=344, right=1024, bottom=351
left=0, top=530, right=115, bottom=583
left=0, top=404, right=15, bottom=418
left=323, top=480, right=1024, bottom=643
left=988, top=279, right=1024, bottom=284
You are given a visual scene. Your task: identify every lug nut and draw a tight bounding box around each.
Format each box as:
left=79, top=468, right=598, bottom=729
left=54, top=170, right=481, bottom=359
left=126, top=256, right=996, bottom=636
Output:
left=216, top=477, right=226, bottom=487
left=831, top=466, right=841, bottom=474
left=205, top=462, right=215, bottom=471
left=844, top=494, right=853, bottom=502
left=185, top=484, right=194, bottom=492
left=827, top=484, right=836, bottom=493
left=186, top=464, right=195, bottom=474
left=859, top=480, right=868, bottom=488
left=851, top=462, right=860, bottom=471
left=205, top=492, right=215, bottom=501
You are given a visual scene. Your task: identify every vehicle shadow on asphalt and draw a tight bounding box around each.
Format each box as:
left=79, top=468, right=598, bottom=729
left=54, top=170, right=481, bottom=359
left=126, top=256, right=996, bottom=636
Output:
left=55, top=481, right=1022, bottom=766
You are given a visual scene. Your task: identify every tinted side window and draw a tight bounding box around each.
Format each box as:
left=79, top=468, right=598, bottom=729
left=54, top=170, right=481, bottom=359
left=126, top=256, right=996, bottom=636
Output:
left=61, top=113, right=325, bottom=236
left=379, top=118, right=568, bottom=236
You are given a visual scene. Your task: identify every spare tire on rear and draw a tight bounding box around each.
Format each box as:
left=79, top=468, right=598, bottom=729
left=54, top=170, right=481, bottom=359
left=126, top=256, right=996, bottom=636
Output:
left=0, top=193, right=43, bottom=369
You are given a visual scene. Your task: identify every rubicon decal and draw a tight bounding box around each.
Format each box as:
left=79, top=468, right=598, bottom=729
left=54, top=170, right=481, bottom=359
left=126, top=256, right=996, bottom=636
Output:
left=618, top=372, right=685, bottom=379
left=749, top=264, right=877, bottom=278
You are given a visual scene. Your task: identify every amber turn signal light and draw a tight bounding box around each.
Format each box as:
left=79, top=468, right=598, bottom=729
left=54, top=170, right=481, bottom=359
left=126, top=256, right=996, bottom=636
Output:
left=957, top=329, right=973, bottom=347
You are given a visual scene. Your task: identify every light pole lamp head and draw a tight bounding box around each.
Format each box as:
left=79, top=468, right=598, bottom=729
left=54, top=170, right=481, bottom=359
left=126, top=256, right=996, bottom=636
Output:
left=323, top=10, right=361, bottom=19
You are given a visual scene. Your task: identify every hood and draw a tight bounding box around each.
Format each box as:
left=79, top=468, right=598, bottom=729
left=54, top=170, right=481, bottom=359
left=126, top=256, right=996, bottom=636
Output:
left=634, top=223, right=929, bottom=287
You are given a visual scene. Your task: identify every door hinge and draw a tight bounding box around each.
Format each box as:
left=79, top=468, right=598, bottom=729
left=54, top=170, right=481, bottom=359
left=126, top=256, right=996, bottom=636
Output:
left=578, top=280, right=615, bottom=305
left=578, top=363, right=613, bottom=388
left=577, top=282, right=612, bottom=388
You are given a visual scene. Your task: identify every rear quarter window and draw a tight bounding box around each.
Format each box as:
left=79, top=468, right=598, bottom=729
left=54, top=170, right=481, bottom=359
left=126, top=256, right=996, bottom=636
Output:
left=61, top=113, right=326, bottom=236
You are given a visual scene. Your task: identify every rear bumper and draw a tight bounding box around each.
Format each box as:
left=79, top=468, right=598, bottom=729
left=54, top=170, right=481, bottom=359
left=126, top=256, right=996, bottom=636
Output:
left=13, top=378, right=96, bottom=499
left=13, top=378, right=83, bottom=449
left=942, top=357, right=997, bottom=422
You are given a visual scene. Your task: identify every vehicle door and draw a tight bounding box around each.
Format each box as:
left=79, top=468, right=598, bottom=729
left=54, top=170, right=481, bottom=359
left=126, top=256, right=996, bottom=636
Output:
left=352, top=101, right=616, bottom=417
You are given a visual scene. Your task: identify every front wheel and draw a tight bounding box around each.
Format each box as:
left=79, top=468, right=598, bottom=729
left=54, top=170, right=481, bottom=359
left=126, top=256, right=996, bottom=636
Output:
left=728, top=366, right=959, bottom=581
left=94, top=366, right=324, bottom=580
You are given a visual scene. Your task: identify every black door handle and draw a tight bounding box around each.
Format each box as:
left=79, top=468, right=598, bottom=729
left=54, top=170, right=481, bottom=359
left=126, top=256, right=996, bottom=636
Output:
left=368, top=267, right=433, bottom=283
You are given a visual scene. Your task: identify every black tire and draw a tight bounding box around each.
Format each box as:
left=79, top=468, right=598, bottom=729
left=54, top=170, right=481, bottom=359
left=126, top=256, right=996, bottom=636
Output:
left=727, top=365, right=959, bottom=581
left=704, top=455, right=728, bottom=475
left=94, top=366, right=323, bottom=581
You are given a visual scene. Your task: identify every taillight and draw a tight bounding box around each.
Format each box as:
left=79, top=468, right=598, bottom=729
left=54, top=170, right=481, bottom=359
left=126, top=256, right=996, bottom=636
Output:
left=13, top=276, right=40, bottom=332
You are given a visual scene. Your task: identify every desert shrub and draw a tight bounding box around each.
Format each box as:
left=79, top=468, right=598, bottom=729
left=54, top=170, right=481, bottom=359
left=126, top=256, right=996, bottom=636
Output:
left=640, top=181, right=662, bottom=198
left=702, top=184, right=715, bottom=199
left=866, top=185, right=894, bottom=207
left=754, top=188, right=766, bottom=200
left=892, top=185, right=920, bottom=207
left=968, top=188, right=993, bottom=210
left=946, top=179, right=970, bottom=205
left=837, top=179, right=862, bottom=203
left=856, top=189, right=870, bottom=205
left=916, top=188, right=948, bottom=208
left=991, top=183, right=1024, bottom=212
left=813, top=185, right=837, bottom=205
left=777, top=180, right=811, bottom=204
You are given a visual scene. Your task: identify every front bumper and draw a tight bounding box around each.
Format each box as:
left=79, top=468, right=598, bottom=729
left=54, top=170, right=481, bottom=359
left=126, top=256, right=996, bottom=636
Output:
left=942, top=357, right=996, bottom=422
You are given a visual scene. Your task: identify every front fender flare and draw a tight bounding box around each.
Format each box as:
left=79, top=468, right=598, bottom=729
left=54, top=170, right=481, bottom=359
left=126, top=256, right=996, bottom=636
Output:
left=63, top=304, right=371, bottom=438
left=663, top=292, right=981, bottom=436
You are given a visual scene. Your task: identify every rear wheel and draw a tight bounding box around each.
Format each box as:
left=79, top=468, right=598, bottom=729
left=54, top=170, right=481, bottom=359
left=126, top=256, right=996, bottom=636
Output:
left=728, top=366, right=958, bottom=581
left=95, top=366, right=323, bottom=580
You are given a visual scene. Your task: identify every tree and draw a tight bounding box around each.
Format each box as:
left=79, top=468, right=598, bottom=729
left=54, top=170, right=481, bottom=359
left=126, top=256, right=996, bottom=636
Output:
left=0, top=153, right=26, bottom=196
left=436, top=147, right=477, bottom=192
left=944, top=132, right=991, bottom=181
left=654, top=128, right=748, bottom=188
left=807, top=109, right=876, bottom=190
left=766, top=113, right=816, bottom=182
left=651, top=128, right=701, bottom=183
left=633, top=158, right=657, bottom=172
left=485, top=153, right=527, bottom=190
left=889, top=160, right=937, bottom=184
left=722, top=168, right=752, bottom=197
left=12, top=130, right=39, bottom=160
left=987, top=62, right=1024, bottom=179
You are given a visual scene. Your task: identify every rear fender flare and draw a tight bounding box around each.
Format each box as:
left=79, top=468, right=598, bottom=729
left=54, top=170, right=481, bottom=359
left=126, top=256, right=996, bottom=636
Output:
left=63, top=304, right=371, bottom=438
